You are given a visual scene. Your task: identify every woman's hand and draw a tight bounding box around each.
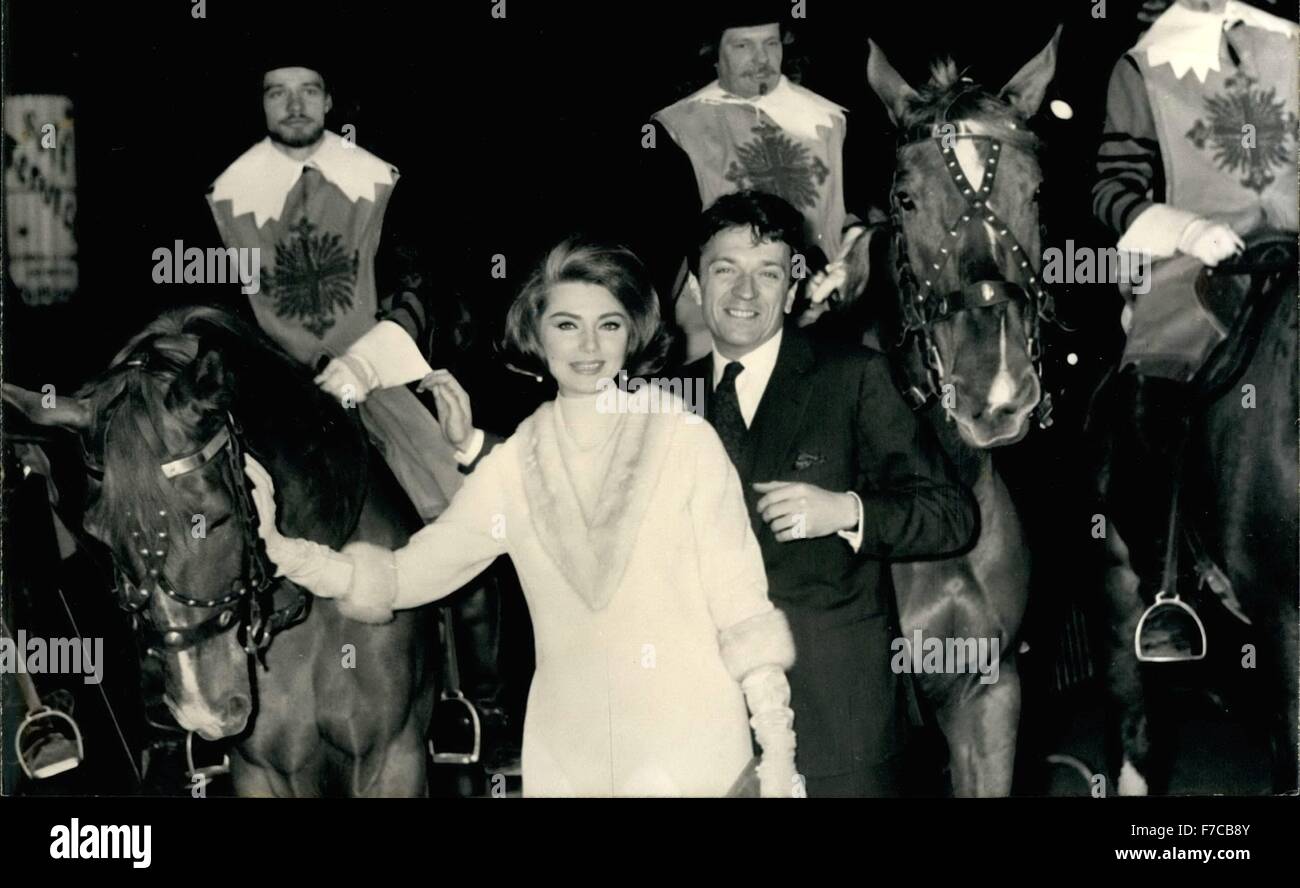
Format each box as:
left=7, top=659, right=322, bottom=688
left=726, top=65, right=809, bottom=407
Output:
left=243, top=454, right=293, bottom=575
left=419, top=369, right=474, bottom=451
left=244, top=454, right=355, bottom=599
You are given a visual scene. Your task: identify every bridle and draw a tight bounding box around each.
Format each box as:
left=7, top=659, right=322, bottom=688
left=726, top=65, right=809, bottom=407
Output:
left=889, top=115, right=1057, bottom=429
left=89, top=352, right=309, bottom=666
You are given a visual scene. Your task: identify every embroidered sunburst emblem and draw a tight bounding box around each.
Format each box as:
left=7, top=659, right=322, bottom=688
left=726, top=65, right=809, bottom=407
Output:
left=1185, top=71, right=1297, bottom=195
left=725, top=120, right=831, bottom=211
left=263, top=217, right=359, bottom=338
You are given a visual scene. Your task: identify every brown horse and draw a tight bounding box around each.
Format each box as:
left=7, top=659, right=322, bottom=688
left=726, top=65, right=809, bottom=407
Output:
left=1093, top=233, right=1298, bottom=795
left=4, top=306, right=436, bottom=796
left=824, top=30, right=1061, bottom=795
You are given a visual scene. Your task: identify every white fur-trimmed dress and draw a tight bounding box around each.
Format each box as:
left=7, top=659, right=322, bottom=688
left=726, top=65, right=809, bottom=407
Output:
left=367, top=389, right=793, bottom=796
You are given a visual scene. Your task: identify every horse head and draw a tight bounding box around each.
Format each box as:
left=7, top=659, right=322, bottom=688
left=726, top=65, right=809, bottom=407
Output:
left=867, top=27, right=1061, bottom=449
left=4, top=307, right=360, bottom=741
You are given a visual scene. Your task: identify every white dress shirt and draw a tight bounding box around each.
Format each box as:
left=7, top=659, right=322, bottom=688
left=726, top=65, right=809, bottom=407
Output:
left=711, top=329, right=864, bottom=552
left=710, top=327, right=785, bottom=427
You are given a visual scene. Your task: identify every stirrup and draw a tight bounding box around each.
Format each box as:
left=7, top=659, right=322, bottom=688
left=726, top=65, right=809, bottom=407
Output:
left=186, top=731, right=231, bottom=784
left=1135, top=589, right=1207, bottom=663
left=428, top=689, right=482, bottom=765
left=16, top=706, right=84, bottom=780
left=429, top=604, right=482, bottom=766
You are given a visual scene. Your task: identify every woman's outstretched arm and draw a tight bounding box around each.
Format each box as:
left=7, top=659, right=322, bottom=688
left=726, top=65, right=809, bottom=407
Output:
left=245, top=447, right=509, bottom=624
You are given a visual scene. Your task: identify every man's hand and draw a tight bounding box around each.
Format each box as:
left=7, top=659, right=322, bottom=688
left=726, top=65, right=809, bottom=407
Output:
left=315, top=355, right=377, bottom=406
left=795, top=299, right=832, bottom=328
left=752, top=480, right=858, bottom=542
left=418, top=368, right=474, bottom=451
left=1177, top=218, right=1244, bottom=267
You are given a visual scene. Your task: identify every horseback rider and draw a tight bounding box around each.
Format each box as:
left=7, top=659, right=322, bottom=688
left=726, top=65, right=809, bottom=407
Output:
left=640, top=0, right=863, bottom=362
left=205, top=47, right=518, bottom=768
left=1092, top=0, right=1297, bottom=611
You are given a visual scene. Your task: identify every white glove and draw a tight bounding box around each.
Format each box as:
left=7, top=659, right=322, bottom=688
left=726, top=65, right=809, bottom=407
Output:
left=741, top=665, right=801, bottom=798
left=243, top=454, right=354, bottom=599
left=315, top=354, right=378, bottom=406
left=806, top=224, right=868, bottom=306
left=1176, top=218, right=1245, bottom=267
left=1117, top=204, right=1248, bottom=266
left=315, top=321, right=435, bottom=406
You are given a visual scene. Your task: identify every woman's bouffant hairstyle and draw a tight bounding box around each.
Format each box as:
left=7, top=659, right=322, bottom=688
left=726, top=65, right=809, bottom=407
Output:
left=503, top=238, right=671, bottom=378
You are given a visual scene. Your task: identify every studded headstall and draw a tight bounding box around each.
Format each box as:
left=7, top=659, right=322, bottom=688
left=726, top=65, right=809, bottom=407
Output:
left=94, top=355, right=308, bottom=666
left=889, top=118, right=1056, bottom=429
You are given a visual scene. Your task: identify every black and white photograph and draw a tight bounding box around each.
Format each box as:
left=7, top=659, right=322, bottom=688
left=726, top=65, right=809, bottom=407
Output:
left=0, top=0, right=1296, bottom=866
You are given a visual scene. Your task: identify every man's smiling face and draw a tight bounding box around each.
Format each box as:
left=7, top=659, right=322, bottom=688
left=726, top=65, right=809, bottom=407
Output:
left=695, top=225, right=796, bottom=359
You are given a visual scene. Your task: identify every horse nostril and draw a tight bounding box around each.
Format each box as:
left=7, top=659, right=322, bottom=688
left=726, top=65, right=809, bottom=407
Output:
left=225, top=696, right=251, bottom=724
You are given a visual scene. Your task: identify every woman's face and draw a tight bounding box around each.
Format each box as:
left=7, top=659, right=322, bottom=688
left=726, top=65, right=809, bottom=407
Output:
left=539, top=281, right=631, bottom=397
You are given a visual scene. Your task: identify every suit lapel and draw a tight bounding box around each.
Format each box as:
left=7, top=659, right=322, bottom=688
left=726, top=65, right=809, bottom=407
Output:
left=747, top=330, right=817, bottom=483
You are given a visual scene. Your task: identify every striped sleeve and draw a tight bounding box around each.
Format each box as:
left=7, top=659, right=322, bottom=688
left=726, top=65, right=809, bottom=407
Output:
left=374, top=178, right=436, bottom=360
left=379, top=287, right=430, bottom=351
left=1092, top=55, right=1165, bottom=239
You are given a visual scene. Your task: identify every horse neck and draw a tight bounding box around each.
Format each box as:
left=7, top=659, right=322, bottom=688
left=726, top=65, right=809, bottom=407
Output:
left=234, top=356, right=367, bottom=549
left=1196, top=268, right=1298, bottom=562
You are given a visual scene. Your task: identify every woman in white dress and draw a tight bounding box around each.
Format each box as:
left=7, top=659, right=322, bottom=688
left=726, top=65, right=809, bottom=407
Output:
left=244, top=239, right=799, bottom=797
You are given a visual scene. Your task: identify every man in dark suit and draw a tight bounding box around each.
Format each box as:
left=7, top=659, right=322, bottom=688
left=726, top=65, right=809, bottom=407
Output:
left=680, top=190, right=978, bottom=796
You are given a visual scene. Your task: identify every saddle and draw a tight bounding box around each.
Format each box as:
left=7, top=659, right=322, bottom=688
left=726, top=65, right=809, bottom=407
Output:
left=1189, top=229, right=1296, bottom=399
left=1134, top=230, right=1296, bottom=662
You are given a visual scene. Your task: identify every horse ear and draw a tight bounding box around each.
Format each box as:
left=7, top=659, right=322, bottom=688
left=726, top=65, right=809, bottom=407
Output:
left=867, top=38, right=918, bottom=125
left=998, top=23, right=1062, bottom=118
left=2, top=382, right=92, bottom=431
left=165, top=346, right=234, bottom=428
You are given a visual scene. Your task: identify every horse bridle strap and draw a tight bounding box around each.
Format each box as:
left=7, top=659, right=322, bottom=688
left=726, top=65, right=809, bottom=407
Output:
left=895, top=129, right=1048, bottom=312
left=890, top=121, right=1054, bottom=427
left=931, top=280, right=1026, bottom=320
left=116, top=411, right=306, bottom=661
left=160, top=426, right=230, bottom=479
left=135, top=581, right=310, bottom=659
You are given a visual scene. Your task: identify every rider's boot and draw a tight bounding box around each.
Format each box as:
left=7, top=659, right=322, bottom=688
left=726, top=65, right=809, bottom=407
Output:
left=455, top=570, right=521, bottom=775
left=1106, top=368, right=1202, bottom=658
left=1107, top=369, right=1190, bottom=596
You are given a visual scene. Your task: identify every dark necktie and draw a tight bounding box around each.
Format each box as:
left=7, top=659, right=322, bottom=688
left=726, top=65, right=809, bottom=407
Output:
left=712, top=361, right=747, bottom=467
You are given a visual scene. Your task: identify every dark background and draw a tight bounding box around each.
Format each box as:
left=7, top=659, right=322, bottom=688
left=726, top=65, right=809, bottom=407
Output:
left=3, top=0, right=1154, bottom=391
left=4, top=0, right=1292, bottom=795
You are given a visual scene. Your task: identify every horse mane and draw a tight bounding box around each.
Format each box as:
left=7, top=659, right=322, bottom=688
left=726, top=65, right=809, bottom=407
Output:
left=897, top=59, right=1040, bottom=152
left=76, top=305, right=358, bottom=566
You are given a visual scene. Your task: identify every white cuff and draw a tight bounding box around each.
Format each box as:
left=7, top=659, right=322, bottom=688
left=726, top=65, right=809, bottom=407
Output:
left=1117, top=204, right=1200, bottom=260
left=836, top=491, right=864, bottom=553
left=271, top=537, right=355, bottom=600
left=454, top=428, right=486, bottom=466
left=345, top=321, right=434, bottom=389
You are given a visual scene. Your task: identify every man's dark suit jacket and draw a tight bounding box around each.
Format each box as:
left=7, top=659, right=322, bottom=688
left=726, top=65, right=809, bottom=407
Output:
left=682, top=327, right=977, bottom=792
